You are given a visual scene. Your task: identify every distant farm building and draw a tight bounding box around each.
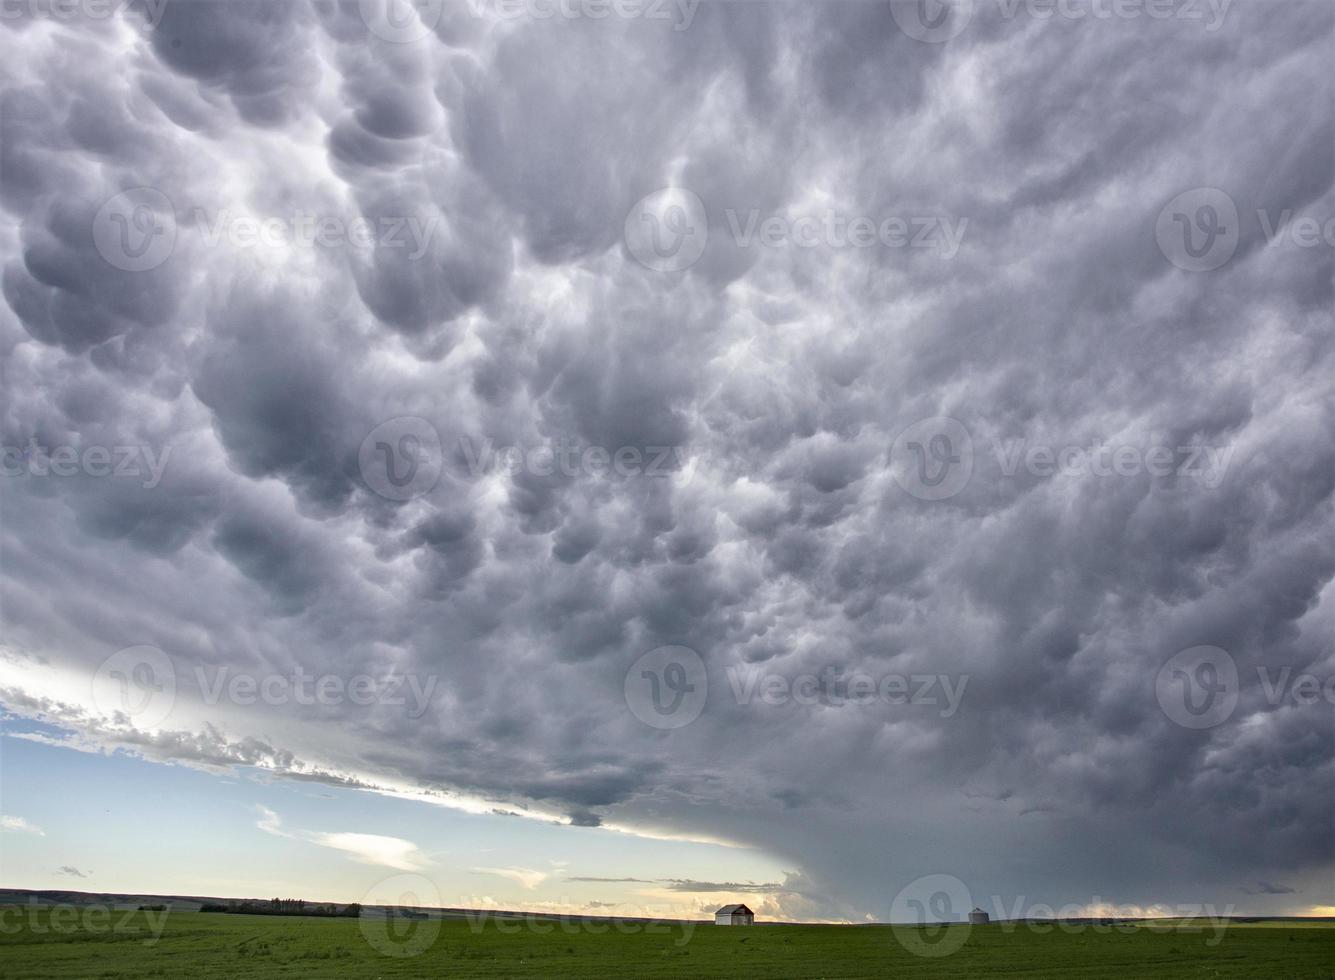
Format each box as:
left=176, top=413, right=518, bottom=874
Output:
left=715, top=903, right=755, bottom=925
left=968, top=907, right=990, bottom=925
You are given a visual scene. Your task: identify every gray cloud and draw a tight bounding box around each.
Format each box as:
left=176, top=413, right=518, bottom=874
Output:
left=1, top=0, right=1332, bottom=921
left=1244, top=882, right=1298, bottom=896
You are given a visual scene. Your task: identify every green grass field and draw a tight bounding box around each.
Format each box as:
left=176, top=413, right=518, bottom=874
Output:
left=1, top=909, right=1332, bottom=978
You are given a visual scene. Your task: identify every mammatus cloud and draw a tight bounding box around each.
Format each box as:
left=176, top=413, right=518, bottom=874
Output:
left=256, top=806, right=427, bottom=872
left=0, top=0, right=1331, bottom=921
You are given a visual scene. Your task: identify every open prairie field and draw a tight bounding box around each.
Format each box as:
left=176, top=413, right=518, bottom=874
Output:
left=1, top=910, right=1332, bottom=979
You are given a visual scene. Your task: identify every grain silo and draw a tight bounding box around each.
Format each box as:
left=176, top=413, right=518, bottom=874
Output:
left=968, top=907, right=990, bottom=925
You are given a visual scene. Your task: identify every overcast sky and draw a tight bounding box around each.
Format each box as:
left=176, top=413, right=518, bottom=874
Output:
left=1, top=0, right=1332, bottom=923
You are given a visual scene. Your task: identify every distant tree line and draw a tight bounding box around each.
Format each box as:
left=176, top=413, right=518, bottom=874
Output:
left=199, top=898, right=361, bottom=918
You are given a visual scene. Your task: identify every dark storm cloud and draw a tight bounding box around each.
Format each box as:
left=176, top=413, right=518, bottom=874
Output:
left=5, top=191, right=186, bottom=352
left=149, top=0, right=322, bottom=125
left=1244, top=881, right=1297, bottom=896
left=191, top=296, right=361, bottom=511
left=1, top=0, right=1332, bottom=921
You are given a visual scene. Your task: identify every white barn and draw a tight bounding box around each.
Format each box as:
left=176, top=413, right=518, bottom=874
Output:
left=715, top=903, right=755, bottom=925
